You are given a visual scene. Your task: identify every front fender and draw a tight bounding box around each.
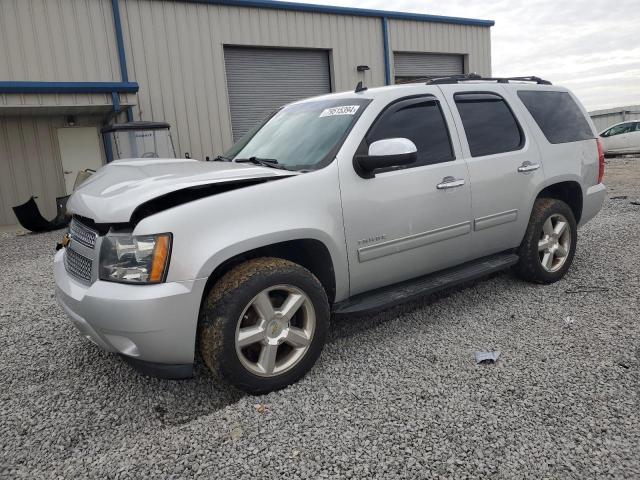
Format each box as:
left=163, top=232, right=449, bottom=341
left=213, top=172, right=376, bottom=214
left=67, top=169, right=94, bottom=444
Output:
left=133, top=163, right=350, bottom=301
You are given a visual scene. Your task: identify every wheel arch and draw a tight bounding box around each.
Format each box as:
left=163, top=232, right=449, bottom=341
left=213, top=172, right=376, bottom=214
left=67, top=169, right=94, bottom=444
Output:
left=199, top=238, right=338, bottom=309
left=535, top=180, right=583, bottom=223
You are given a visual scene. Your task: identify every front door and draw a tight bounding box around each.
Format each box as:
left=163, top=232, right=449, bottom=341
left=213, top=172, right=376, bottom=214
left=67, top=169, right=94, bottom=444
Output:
left=438, top=84, right=545, bottom=259
left=57, top=127, right=103, bottom=194
left=339, top=93, right=473, bottom=296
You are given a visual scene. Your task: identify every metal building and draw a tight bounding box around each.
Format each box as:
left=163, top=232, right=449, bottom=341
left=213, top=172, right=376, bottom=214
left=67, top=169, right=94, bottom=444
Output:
left=589, top=105, right=640, bottom=132
left=0, top=0, right=493, bottom=226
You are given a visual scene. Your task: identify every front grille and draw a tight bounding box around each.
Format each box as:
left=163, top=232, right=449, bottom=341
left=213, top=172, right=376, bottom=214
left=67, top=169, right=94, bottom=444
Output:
left=64, top=248, right=93, bottom=282
left=69, top=218, right=98, bottom=249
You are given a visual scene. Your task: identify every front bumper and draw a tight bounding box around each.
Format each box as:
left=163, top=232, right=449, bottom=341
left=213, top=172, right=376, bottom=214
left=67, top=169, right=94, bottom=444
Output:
left=54, top=249, right=207, bottom=369
left=579, top=183, right=607, bottom=227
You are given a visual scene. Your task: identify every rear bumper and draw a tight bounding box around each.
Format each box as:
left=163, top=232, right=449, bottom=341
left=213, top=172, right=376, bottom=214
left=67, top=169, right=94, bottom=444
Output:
left=54, top=249, right=207, bottom=367
left=579, top=183, right=606, bottom=227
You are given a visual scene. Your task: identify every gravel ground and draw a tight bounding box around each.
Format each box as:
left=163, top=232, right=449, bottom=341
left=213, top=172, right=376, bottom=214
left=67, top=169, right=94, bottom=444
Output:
left=1, top=157, right=639, bottom=479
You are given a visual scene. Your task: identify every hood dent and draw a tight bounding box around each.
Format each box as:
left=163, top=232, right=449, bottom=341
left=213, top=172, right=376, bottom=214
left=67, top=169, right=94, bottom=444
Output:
left=129, top=176, right=287, bottom=227
left=66, top=159, right=297, bottom=224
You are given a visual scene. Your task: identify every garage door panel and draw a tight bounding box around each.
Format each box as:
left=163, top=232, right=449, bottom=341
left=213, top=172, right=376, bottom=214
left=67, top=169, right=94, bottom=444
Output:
left=224, top=47, right=331, bottom=141
left=394, top=52, right=464, bottom=81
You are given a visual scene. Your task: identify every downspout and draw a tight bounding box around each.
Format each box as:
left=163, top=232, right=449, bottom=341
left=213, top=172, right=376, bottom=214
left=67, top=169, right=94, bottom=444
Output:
left=111, top=0, right=134, bottom=122
left=381, top=17, right=391, bottom=85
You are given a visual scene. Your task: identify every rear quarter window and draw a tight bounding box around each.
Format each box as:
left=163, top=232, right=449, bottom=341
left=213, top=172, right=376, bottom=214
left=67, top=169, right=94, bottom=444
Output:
left=517, top=91, right=593, bottom=144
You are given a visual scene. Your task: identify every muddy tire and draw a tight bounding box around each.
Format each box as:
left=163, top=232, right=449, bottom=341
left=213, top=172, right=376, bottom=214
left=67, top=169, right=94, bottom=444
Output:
left=199, top=257, right=329, bottom=394
left=514, top=198, right=577, bottom=284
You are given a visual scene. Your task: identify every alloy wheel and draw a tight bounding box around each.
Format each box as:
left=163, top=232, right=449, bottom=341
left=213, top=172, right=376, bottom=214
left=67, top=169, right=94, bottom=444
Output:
left=234, top=285, right=316, bottom=377
left=538, top=213, right=571, bottom=272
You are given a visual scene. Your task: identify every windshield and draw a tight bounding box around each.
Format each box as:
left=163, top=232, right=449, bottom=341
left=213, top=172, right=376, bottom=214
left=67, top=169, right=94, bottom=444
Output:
left=107, top=128, right=176, bottom=160
left=224, top=98, right=370, bottom=171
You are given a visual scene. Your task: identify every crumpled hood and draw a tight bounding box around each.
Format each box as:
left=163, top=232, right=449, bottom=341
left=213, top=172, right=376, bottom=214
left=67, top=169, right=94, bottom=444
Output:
left=67, top=158, right=297, bottom=223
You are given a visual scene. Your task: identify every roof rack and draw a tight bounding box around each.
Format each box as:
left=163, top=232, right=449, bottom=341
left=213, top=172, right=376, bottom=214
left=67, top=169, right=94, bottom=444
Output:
left=397, top=74, right=552, bottom=85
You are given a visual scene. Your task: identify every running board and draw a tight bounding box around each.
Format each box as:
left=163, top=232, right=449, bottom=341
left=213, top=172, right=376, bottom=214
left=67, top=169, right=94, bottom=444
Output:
left=332, top=252, right=519, bottom=315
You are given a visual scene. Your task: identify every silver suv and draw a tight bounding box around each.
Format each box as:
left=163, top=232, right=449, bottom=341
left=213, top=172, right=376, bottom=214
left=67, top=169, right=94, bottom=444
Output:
left=55, top=76, right=606, bottom=393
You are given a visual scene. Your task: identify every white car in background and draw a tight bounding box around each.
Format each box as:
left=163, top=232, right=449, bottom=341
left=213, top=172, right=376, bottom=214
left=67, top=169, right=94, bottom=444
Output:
left=599, top=120, right=640, bottom=155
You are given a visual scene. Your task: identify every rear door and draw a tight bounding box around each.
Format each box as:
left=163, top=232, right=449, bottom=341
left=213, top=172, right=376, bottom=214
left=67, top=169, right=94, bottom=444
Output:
left=338, top=91, right=473, bottom=295
left=438, top=84, right=545, bottom=258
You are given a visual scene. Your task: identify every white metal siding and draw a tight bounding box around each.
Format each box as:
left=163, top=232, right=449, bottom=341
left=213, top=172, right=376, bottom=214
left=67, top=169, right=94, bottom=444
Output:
left=590, top=105, right=640, bottom=132
left=394, top=52, right=464, bottom=79
left=119, top=0, right=387, bottom=157
left=387, top=19, right=491, bottom=77
left=0, top=116, right=104, bottom=226
left=224, top=47, right=331, bottom=141
left=0, top=0, right=120, bottom=82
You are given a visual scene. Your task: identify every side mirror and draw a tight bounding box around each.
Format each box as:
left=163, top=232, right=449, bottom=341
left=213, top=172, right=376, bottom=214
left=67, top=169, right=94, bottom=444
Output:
left=354, top=138, right=418, bottom=178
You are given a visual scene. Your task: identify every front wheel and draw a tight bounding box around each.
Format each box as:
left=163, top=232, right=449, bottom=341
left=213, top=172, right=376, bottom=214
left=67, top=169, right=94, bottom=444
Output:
left=514, top=198, right=577, bottom=284
left=199, top=257, right=329, bottom=394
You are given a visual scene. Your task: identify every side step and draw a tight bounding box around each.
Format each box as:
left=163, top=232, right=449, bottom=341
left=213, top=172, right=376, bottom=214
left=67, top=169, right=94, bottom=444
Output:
left=332, top=252, right=519, bottom=315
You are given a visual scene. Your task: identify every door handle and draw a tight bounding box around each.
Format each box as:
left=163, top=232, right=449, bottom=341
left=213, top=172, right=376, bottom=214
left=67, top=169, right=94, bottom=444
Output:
left=63, top=170, right=73, bottom=174
left=436, top=176, right=465, bottom=190
left=517, top=162, right=540, bottom=173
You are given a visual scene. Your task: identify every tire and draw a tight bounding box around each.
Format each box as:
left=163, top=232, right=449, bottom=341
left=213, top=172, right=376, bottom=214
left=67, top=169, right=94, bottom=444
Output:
left=199, top=257, right=329, bottom=394
left=513, top=198, right=577, bottom=284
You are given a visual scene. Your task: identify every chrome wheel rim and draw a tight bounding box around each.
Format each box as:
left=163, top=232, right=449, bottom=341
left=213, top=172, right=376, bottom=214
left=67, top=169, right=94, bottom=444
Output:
left=234, top=285, right=315, bottom=377
left=538, top=213, right=571, bottom=272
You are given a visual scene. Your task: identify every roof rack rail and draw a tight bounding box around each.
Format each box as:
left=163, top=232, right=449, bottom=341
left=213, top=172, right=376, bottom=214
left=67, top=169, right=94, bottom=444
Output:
left=397, top=74, right=552, bottom=85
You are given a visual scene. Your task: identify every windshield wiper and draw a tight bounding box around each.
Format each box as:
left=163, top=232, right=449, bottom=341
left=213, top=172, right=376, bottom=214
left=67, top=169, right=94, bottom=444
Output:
left=234, top=157, right=288, bottom=170
left=213, top=155, right=232, bottom=162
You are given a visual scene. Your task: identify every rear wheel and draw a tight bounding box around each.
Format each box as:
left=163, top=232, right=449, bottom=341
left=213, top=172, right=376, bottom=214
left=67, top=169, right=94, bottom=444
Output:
left=199, top=257, right=329, bottom=394
left=514, top=198, right=577, bottom=284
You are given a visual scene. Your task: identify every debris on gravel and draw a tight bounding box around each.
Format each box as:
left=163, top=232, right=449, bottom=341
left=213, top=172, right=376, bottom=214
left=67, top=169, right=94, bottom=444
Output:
left=1, top=158, right=639, bottom=478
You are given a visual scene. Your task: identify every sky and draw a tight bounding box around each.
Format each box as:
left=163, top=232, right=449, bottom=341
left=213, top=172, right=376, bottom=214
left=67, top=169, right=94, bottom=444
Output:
left=290, top=0, right=639, bottom=112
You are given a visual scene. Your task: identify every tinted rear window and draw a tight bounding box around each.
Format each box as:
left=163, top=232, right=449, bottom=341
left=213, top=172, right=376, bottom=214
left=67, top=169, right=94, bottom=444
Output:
left=454, top=93, right=523, bottom=157
left=518, top=91, right=593, bottom=144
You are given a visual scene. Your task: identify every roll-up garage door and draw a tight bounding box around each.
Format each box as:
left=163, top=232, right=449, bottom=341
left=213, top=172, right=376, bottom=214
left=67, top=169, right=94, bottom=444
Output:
left=224, top=47, right=331, bottom=142
left=394, top=52, right=464, bottom=83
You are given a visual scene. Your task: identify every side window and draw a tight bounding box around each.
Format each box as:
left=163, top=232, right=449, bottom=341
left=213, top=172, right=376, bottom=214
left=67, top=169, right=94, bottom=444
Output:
left=517, top=90, right=593, bottom=144
left=454, top=93, right=523, bottom=157
left=366, top=97, right=454, bottom=167
left=604, top=123, right=634, bottom=137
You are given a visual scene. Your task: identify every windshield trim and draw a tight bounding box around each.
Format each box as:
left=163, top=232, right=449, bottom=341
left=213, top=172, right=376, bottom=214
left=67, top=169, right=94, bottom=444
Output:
left=225, top=98, right=373, bottom=172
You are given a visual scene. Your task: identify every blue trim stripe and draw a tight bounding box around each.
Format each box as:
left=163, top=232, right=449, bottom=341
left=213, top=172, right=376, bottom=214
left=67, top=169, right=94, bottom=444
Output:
left=381, top=17, right=391, bottom=85
left=0, top=81, right=140, bottom=94
left=110, top=0, right=135, bottom=121
left=111, top=0, right=129, bottom=83
left=185, top=0, right=495, bottom=26
left=111, top=91, right=121, bottom=112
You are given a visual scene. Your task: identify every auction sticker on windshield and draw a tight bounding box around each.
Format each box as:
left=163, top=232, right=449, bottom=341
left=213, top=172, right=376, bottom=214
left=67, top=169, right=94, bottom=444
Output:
left=319, top=105, right=360, bottom=117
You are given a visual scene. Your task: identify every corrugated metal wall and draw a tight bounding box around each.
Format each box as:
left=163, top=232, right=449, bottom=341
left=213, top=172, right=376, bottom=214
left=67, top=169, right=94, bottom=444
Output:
left=0, top=116, right=104, bottom=226
left=119, top=0, right=388, bottom=158
left=590, top=106, right=640, bottom=132
left=394, top=52, right=464, bottom=78
left=0, top=0, right=122, bottom=110
left=387, top=20, right=491, bottom=77
left=119, top=1, right=491, bottom=159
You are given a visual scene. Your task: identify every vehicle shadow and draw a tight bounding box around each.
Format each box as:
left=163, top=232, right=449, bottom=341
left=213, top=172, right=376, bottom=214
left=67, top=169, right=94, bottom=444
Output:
left=328, top=271, right=511, bottom=343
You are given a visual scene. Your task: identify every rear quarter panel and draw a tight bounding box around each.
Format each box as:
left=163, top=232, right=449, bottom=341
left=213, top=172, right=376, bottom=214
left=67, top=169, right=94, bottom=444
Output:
left=509, top=85, right=600, bottom=216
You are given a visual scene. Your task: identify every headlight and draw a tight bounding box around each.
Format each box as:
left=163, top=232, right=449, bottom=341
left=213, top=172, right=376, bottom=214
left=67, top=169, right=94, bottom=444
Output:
left=99, top=233, right=172, bottom=284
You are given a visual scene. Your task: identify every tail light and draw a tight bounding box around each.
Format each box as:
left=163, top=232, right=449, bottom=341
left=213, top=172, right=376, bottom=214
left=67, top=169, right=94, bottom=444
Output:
left=596, top=138, right=605, bottom=183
